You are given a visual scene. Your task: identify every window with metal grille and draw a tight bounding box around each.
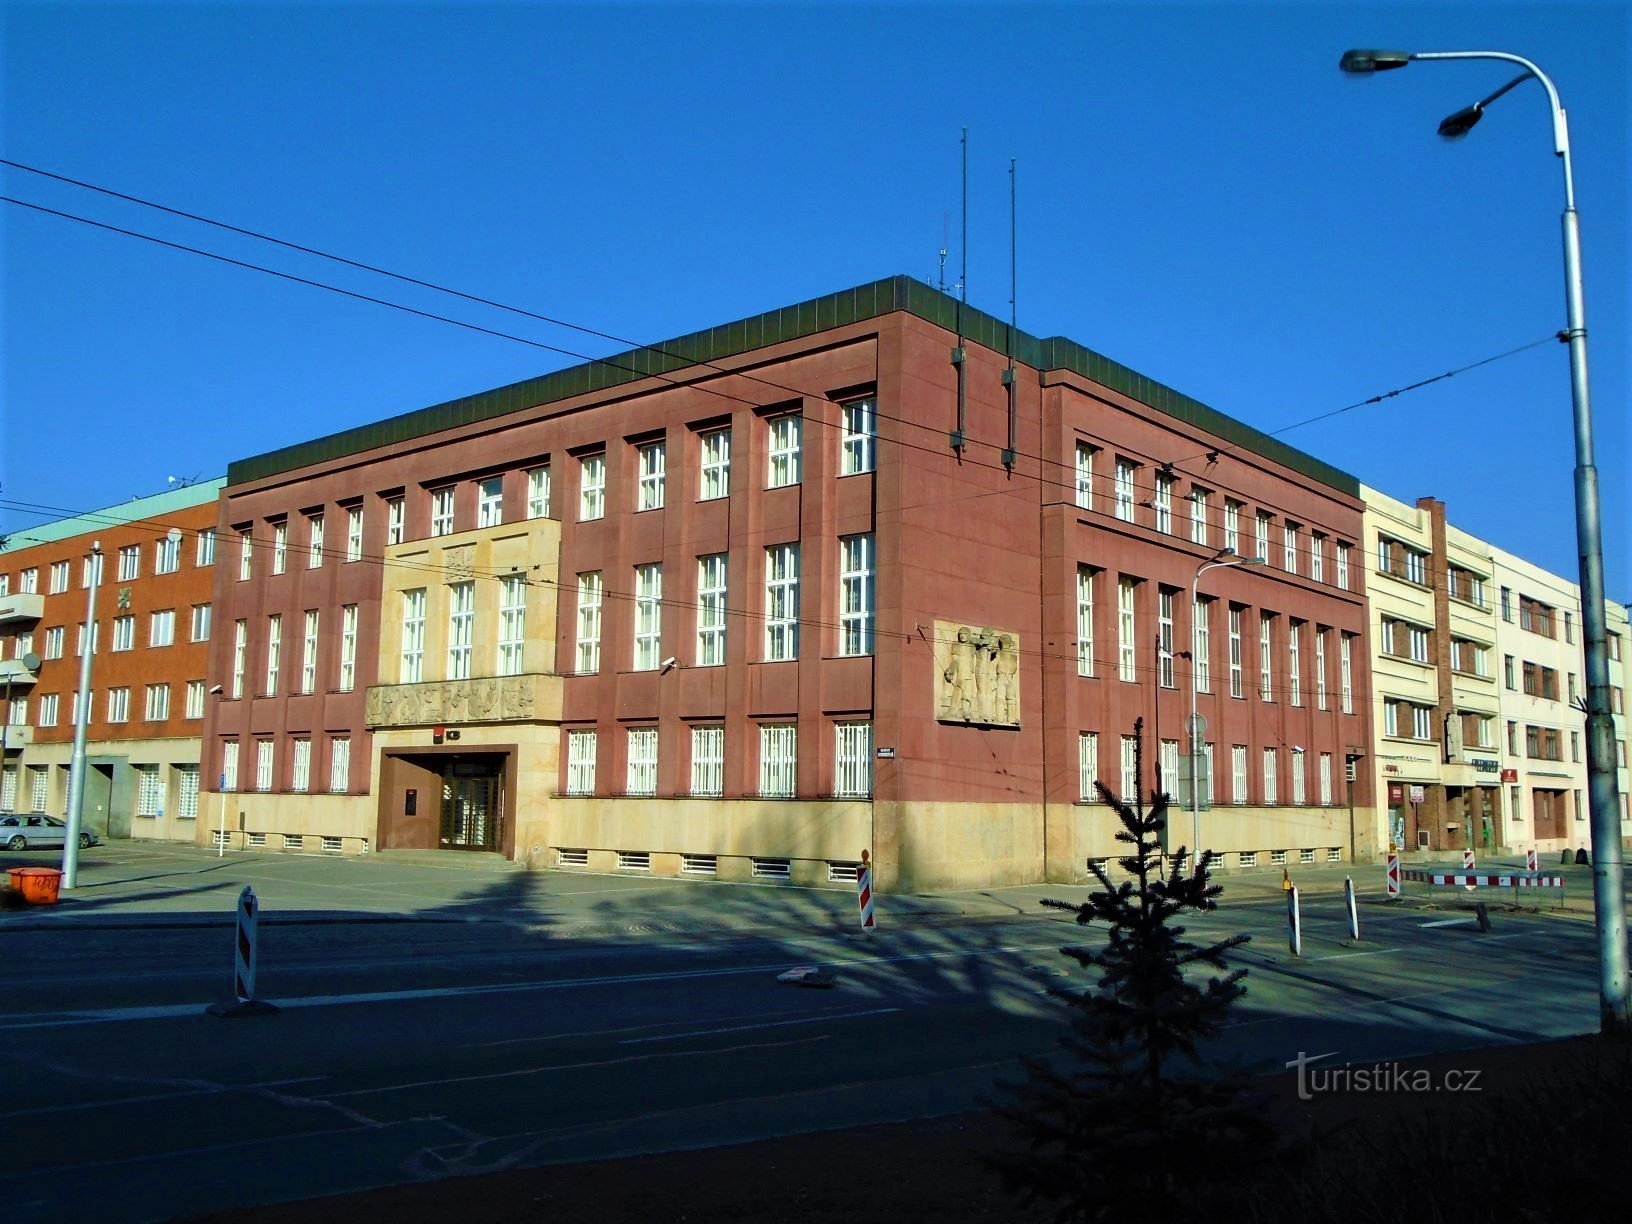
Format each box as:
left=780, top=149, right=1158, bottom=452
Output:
left=247, top=832, right=266, bottom=847
left=633, top=564, right=662, bottom=670
left=1, top=768, right=18, bottom=810
left=300, top=610, right=319, bottom=694
left=1319, top=753, right=1333, bottom=805
left=617, top=851, right=651, bottom=872
left=222, top=741, right=240, bottom=792
left=764, top=544, right=799, bottom=661
left=838, top=535, right=873, bottom=657
left=751, top=858, right=790, bottom=881
left=1078, top=732, right=1099, bottom=802
left=759, top=724, right=796, bottom=797
left=212, top=829, right=231, bottom=849
left=566, top=730, right=596, bottom=795
left=1291, top=748, right=1306, bottom=805
left=834, top=721, right=872, bottom=798
left=1120, top=734, right=1137, bottom=801
left=682, top=854, right=718, bottom=876
left=173, top=765, right=197, bottom=820
left=575, top=573, right=602, bottom=673
left=291, top=739, right=311, bottom=793
left=626, top=728, right=658, bottom=796
left=477, top=476, right=504, bottom=527
left=1262, top=748, right=1278, bottom=805
left=527, top=465, right=550, bottom=518
left=431, top=487, right=455, bottom=536
left=322, top=836, right=343, bottom=854
left=827, top=861, right=861, bottom=883
left=401, top=588, right=426, bottom=682
left=690, top=726, right=723, bottom=797
left=1118, top=578, right=1136, bottom=682
left=637, top=441, right=666, bottom=511
left=328, top=736, right=350, bottom=793
left=307, top=513, right=324, bottom=568
left=557, top=848, right=589, bottom=867
left=1269, top=849, right=1286, bottom=866
left=447, top=581, right=475, bottom=680
left=1074, top=442, right=1095, bottom=508
left=579, top=453, right=605, bottom=520
left=29, top=766, right=49, bottom=812
left=255, top=740, right=274, bottom=792
left=498, top=576, right=527, bottom=676
left=1076, top=566, right=1095, bottom=676
left=1238, top=851, right=1257, bottom=868
left=840, top=397, right=876, bottom=475
left=1328, top=848, right=1341, bottom=862
left=767, top=415, right=801, bottom=488
left=696, top=554, right=727, bottom=666
left=135, top=765, right=162, bottom=816
left=1300, top=847, right=1316, bottom=864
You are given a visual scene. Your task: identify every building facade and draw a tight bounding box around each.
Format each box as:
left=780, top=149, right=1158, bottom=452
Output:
left=206, top=277, right=1375, bottom=889
left=0, top=482, right=223, bottom=841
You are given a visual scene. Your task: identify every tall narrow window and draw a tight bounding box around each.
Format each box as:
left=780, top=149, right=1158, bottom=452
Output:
left=768, top=415, right=802, bottom=488
left=498, top=576, right=527, bottom=676
left=291, top=739, right=311, bottom=793
left=840, top=397, right=876, bottom=475
left=231, top=620, right=247, bottom=699
left=400, top=589, right=426, bottom=682
left=1291, top=747, right=1306, bottom=804
left=699, top=429, right=731, bottom=500
left=1158, top=588, right=1176, bottom=688
left=637, top=441, right=666, bottom=511
left=1118, top=578, right=1137, bottom=682
left=566, top=729, right=597, bottom=795
left=1224, top=500, right=1241, bottom=554
left=1335, top=543, right=1350, bottom=590
left=1339, top=634, right=1354, bottom=713
left=691, top=726, right=724, bottom=797
left=431, top=487, right=455, bottom=536
left=696, top=554, right=727, bottom=666
left=1190, top=488, right=1209, bottom=545
left=1259, top=613, right=1274, bottom=702
left=155, top=534, right=180, bottom=574
left=300, top=610, right=319, bottom=694
left=1319, top=753, right=1333, bottom=805
left=765, top=543, right=800, bottom=661
left=271, top=522, right=288, bottom=574
left=1120, top=735, right=1138, bottom=800
left=238, top=530, right=253, bottom=581
left=386, top=496, right=405, bottom=545
left=1310, top=533, right=1325, bottom=583
left=575, top=572, right=603, bottom=673
left=626, top=728, right=658, bottom=796
left=447, top=581, right=475, bottom=680
left=633, top=564, right=663, bottom=671
left=346, top=506, right=364, bottom=560
left=1288, top=619, right=1302, bottom=707
left=255, top=740, right=274, bottom=792
left=574, top=454, right=606, bottom=521
left=222, top=741, right=240, bottom=792
left=1114, top=460, right=1136, bottom=522
left=329, top=736, right=350, bottom=793
left=1153, top=474, right=1174, bottom=534
left=1255, top=511, right=1271, bottom=564
left=835, top=721, right=873, bottom=797
left=477, top=477, right=504, bottom=527
left=1228, top=606, right=1243, bottom=698
left=149, top=609, right=175, bottom=647
left=1262, top=747, right=1278, bottom=805
left=112, top=615, right=134, bottom=651
left=839, top=534, right=874, bottom=657
left=1074, top=442, right=1095, bottom=509
left=117, top=544, right=141, bottom=581
left=1315, top=629, right=1328, bottom=710
left=184, top=681, right=205, bottom=719
left=177, top=765, right=199, bottom=819
left=196, top=529, right=216, bottom=567
left=104, top=688, right=127, bottom=724
left=1075, top=566, right=1095, bottom=677
left=307, top=514, right=325, bottom=568
left=759, top=724, right=797, bottom=797
left=1283, top=523, right=1298, bottom=572
left=264, top=615, right=282, bottom=696
left=338, top=604, right=358, bottom=691
left=1078, top=732, right=1099, bottom=801
left=1193, top=598, right=1211, bottom=692
left=527, top=466, right=551, bottom=518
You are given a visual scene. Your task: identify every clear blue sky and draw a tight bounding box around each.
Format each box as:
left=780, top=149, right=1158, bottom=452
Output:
left=2, top=2, right=1625, bottom=597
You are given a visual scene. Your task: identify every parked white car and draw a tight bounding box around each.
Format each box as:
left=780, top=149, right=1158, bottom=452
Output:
left=1, top=813, right=98, bottom=851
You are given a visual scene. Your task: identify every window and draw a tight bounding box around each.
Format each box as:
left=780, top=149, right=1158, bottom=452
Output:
left=222, top=741, right=240, bottom=792
left=386, top=496, right=405, bottom=545
left=184, top=681, right=205, bottom=719
left=498, top=576, right=527, bottom=676
left=39, top=693, right=59, bottom=728
left=255, top=740, right=274, bottom=791
left=112, top=615, right=134, bottom=652
left=1118, top=578, right=1137, bottom=682
left=0, top=768, right=14, bottom=810
left=1259, top=613, right=1273, bottom=702
left=1384, top=700, right=1399, bottom=738
left=759, top=724, right=797, bottom=797
left=144, top=683, right=170, bottom=721
left=478, top=477, right=504, bottom=527
left=1255, top=511, right=1271, bottom=564
left=1315, top=629, right=1328, bottom=710
left=431, top=487, right=455, bottom=536
left=1228, top=606, right=1244, bottom=698
left=1291, top=748, right=1306, bottom=805
left=637, top=441, right=666, bottom=511
left=44, top=626, right=63, bottom=659
left=136, top=765, right=162, bottom=817
left=328, top=736, right=350, bottom=793
left=626, top=728, right=658, bottom=796
left=1405, top=550, right=1427, bottom=586
left=149, top=609, right=175, bottom=647
left=840, top=396, right=876, bottom=475
left=271, top=522, right=287, bottom=574
left=118, top=544, right=141, bottom=581
left=1318, top=753, right=1335, bottom=805
left=1120, top=734, right=1138, bottom=800
left=527, top=466, right=551, bottom=518
left=300, top=610, right=319, bottom=693
left=196, top=529, right=216, bottom=567
left=400, top=588, right=426, bottom=683
left=768, top=415, right=802, bottom=488
left=1409, top=625, right=1430, bottom=664
left=765, top=543, right=800, bottom=661
left=83, top=550, right=105, bottom=587
left=1074, top=442, right=1095, bottom=509
left=839, top=534, right=874, bottom=657
left=307, top=513, right=325, bottom=568
left=30, top=765, right=49, bottom=812
left=1283, top=523, right=1298, bottom=573
left=1114, top=460, right=1136, bottom=522
left=1288, top=621, right=1302, bottom=706
left=191, top=603, right=212, bottom=642
left=1335, top=543, right=1350, bottom=590
left=1153, top=474, right=1174, bottom=534
left=447, top=581, right=475, bottom=680
left=1568, top=673, right=1579, bottom=704
left=155, top=534, right=180, bottom=575
left=835, top=721, right=873, bottom=797
left=691, top=726, right=724, bottom=797
left=566, top=729, right=597, bottom=795
left=1571, top=730, right=1581, bottom=763
left=1158, top=589, right=1175, bottom=688
left=107, top=687, right=131, bottom=722
left=1310, top=533, right=1325, bottom=583
left=291, top=738, right=311, bottom=793
left=1413, top=705, right=1433, bottom=741
left=699, top=429, right=730, bottom=500
left=1262, top=748, right=1278, bottom=805
left=1075, top=566, right=1095, bottom=677
left=346, top=506, right=364, bottom=561
left=6, top=697, right=22, bottom=726
left=1190, top=488, right=1209, bottom=545
left=578, top=454, right=606, bottom=520
left=1504, top=654, right=1517, bottom=690
left=1564, top=611, right=1574, bottom=644
left=1224, top=500, right=1241, bottom=554
left=696, top=554, right=728, bottom=666
left=49, top=560, right=69, bottom=593
left=1159, top=740, right=1179, bottom=795
left=1500, top=586, right=1513, bottom=621
left=633, top=564, right=663, bottom=671
left=77, top=622, right=98, bottom=656
left=264, top=614, right=281, bottom=695
left=231, top=620, right=247, bottom=698
left=575, top=573, right=603, bottom=673
left=338, top=604, right=358, bottom=691
left=1193, top=598, right=1211, bottom=693
left=1078, top=732, right=1099, bottom=801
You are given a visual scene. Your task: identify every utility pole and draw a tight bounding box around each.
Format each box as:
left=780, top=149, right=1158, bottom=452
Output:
left=61, top=541, right=101, bottom=889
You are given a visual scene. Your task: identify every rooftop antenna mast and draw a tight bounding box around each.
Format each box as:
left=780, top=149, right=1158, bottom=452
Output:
left=1002, top=156, right=1018, bottom=468
left=950, top=126, right=968, bottom=452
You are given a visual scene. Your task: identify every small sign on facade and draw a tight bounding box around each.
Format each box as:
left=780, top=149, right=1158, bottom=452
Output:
left=1409, top=785, right=1426, bottom=804
left=876, top=746, right=896, bottom=759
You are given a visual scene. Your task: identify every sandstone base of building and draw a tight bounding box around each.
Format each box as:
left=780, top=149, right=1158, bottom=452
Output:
left=16, top=737, right=203, bottom=843
left=196, top=791, right=376, bottom=854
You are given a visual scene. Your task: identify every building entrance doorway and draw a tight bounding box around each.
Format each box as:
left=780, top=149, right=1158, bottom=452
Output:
left=440, top=760, right=502, bottom=851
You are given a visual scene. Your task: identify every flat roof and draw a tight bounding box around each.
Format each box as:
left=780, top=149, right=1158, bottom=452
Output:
left=0, top=479, right=227, bottom=554
left=227, top=275, right=1358, bottom=496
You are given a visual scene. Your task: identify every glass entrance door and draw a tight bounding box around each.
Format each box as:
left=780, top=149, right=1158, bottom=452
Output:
left=439, top=761, right=501, bottom=851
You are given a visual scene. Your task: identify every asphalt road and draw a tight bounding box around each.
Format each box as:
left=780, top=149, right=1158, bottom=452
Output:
left=0, top=846, right=1609, bottom=1222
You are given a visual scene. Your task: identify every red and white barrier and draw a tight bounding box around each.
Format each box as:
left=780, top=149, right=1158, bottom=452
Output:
left=1525, top=848, right=1538, bottom=874
left=1385, top=853, right=1401, bottom=899
left=1402, top=870, right=1564, bottom=889
left=207, top=884, right=277, bottom=1017
left=857, top=850, right=876, bottom=931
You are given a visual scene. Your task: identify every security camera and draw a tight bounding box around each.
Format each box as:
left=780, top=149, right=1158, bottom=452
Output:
left=660, top=657, right=678, bottom=672
left=208, top=684, right=224, bottom=695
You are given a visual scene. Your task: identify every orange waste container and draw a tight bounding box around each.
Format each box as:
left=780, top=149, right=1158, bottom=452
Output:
left=8, top=867, right=64, bottom=905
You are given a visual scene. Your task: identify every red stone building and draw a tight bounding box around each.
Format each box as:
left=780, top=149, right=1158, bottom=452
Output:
left=207, top=278, right=1372, bottom=888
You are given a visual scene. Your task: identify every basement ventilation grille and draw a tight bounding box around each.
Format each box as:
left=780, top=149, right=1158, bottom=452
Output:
left=617, top=850, right=651, bottom=872
left=681, top=854, right=717, bottom=876
left=283, top=834, right=304, bottom=850
left=247, top=832, right=266, bottom=848
left=827, top=861, right=861, bottom=884
left=556, top=848, right=589, bottom=868
left=1238, top=851, right=1258, bottom=868
left=1300, top=847, right=1316, bottom=864
left=210, top=830, right=230, bottom=849
left=751, top=857, right=791, bottom=881
left=1328, top=847, right=1342, bottom=862
left=1270, top=849, right=1287, bottom=866
left=322, top=836, right=343, bottom=854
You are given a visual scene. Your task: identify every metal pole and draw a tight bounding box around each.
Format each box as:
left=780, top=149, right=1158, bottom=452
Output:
left=1287, top=885, right=1302, bottom=957
left=61, top=541, right=102, bottom=889
left=1344, top=876, right=1361, bottom=942
left=1189, top=571, right=1202, bottom=867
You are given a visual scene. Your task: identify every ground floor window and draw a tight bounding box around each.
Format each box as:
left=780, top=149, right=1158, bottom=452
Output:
left=136, top=764, right=162, bottom=816
left=177, top=765, right=199, bottom=820
left=834, top=721, right=872, bottom=798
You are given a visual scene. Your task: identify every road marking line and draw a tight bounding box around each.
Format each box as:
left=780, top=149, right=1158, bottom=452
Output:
left=1419, top=918, right=1474, bottom=928
left=1304, top=947, right=1403, bottom=961
left=617, top=1008, right=899, bottom=1045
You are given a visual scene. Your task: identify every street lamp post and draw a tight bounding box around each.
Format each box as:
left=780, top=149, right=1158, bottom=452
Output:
left=1188, top=548, right=1262, bottom=866
left=1340, top=47, right=1628, bottom=1032
left=61, top=541, right=102, bottom=889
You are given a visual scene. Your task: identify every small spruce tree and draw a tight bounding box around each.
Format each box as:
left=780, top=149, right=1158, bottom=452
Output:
left=994, top=718, right=1272, bottom=1223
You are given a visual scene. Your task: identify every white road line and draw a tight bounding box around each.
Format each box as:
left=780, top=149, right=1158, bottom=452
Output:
left=1303, top=947, right=1403, bottom=962
left=1420, top=918, right=1474, bottom=928
left=617, top=1008, right=899, bottom=1045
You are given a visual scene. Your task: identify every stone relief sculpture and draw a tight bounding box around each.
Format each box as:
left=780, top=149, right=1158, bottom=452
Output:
left=444, top=545, right=476, bottom=583
left=935, top=620, right=1021, bottom=727
left=364, top=674, right=542, bottom=727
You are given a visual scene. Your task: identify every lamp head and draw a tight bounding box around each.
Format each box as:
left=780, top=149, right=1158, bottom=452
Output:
left=1339, top=48, right=1413, bottom=75
left=1437, top=103, right=1483, bottom=139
